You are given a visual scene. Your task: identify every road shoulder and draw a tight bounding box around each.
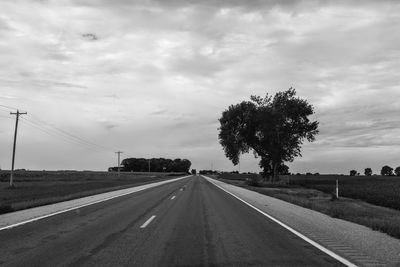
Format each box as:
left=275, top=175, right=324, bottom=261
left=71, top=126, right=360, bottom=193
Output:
left=203, top=175, right=400, bottom=267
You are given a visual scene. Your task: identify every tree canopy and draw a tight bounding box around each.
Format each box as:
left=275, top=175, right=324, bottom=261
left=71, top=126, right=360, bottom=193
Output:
left=364, top=168, right=372, bottom=176
left=218, top=88, right=319, bottom=181
left=381, top=165, right=394, bottom=176
left=350, top=170, right=357, bottom=176
left=395, top=166, right=400, bottom=176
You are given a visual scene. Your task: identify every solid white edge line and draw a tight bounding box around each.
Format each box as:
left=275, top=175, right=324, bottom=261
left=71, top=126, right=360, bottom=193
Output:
left=140, top=215, right=156, bottom=228
left=0, top=175, right=192, bottom=231
left=171, top=196, right=176, bottom=200
left=201, top=175, right=357, bottom=267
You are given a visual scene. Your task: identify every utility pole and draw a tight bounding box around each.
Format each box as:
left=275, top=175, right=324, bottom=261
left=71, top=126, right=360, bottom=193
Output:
left=9, top=110, right=27, bottom=187
left=115, top=151, right=123, bottom=177
left=148, top=159, right=151, bottom=173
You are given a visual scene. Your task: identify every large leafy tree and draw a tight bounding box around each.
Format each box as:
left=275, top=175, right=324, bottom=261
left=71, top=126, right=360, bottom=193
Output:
left=218, top=88, right=319, bottom=181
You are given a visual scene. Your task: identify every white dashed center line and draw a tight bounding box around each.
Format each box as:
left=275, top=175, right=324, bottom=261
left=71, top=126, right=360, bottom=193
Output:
left=171, top=196, right=176, bottom=200
left=140, top=215, right=156, bottom=228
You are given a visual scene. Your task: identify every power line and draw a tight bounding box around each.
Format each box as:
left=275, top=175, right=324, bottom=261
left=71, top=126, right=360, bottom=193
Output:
left=0, top=107, right=14, bottom=113
left=22, top=118, right=111, bottom=152
left=20, top=118, right=136, bottom=170
left=0, top=103, right=114, bottom=152
left=0, top=114, right=13, bottom=119
left=2, top=104, right=119, bottom=153
left=19, top=117, right=106, bottom=153
left=0, top=104, right=18, bottom=110
left=0, top=104, right=26, bottom=113
left=26, top=114, right=115, bottom=152
left=3, top=105, right=137, bottom=170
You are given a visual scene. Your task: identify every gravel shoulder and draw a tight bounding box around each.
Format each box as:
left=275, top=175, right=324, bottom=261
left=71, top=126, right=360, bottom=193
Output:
left=203, top=175, right=400, bottom=267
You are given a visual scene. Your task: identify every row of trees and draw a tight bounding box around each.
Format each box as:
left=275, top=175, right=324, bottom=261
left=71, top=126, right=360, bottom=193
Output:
left=350, top=165, right=400, bottom=176
left=199, top=170, right=219, bottom=175
left=118, top=158, right=191, bottom=173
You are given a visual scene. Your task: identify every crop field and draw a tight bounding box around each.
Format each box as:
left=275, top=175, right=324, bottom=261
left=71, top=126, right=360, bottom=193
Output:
left=0, top=170, right=187, bottom=214
left=285, top=175, right=400, bottom=211
left=217, top=172, right=260, bottom=180
left=218, top=173, right=400, bottom=211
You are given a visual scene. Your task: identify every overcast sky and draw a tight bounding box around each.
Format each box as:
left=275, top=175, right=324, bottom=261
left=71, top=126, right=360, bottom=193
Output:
left=1, top=0, right=400, bottom=174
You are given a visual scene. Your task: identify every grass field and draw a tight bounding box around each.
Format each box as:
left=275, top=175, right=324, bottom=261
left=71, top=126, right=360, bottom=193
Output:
left=284, top=174, right=400, bottom=211
left=216, top=174, right=400, bottom=239
left=0, top=170, right=187, bottom=215
left=218, top=173, right=400, bottom=211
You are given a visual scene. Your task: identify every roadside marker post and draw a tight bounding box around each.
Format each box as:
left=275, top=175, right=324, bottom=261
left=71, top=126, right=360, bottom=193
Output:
left=336, top=179, right=339, bottom=199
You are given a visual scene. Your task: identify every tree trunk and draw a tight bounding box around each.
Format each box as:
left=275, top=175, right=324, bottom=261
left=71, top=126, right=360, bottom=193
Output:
left=272, top=162, right=278, bottom=182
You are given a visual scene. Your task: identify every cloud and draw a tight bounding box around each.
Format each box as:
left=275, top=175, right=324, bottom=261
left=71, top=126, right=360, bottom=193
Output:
left=0, top=95, right=17, bottom=99
left=0, top=0, right=399, bottom=173
left=82, top=33, right=98, bottom=41
left=0, top=16, right=13, bottom=33
left=150, top=109, right=168, bottom=116
left=103, top=123, right=117, bottom=130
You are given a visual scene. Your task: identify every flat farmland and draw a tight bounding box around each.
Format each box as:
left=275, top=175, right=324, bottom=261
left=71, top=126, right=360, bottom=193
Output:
left=0, top=170, right=187, bottom=214
left=285, top=174, right=400, bottom=211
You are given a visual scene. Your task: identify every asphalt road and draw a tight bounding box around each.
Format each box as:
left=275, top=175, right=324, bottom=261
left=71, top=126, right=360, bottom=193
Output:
left=0, top=175, right=343, bottom=266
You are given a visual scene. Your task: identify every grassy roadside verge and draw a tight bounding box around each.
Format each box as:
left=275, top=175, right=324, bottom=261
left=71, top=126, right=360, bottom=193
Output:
left=0, top=171, right=187, bottom=215
left=217, top=178, right=400, bottom=239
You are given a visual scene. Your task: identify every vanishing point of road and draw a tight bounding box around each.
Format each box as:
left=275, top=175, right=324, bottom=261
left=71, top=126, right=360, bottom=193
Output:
left=0, top=175, right=344, bottom=266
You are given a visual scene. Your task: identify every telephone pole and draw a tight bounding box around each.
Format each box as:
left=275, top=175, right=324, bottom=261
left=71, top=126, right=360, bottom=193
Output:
left=115, top=151, right=123, bottom=177
left=10, top=110, right=27, bottom=187
left=148, top=159, right=151, bottom=173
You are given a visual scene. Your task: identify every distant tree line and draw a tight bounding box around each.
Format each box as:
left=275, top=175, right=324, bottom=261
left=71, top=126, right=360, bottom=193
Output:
left=349, top=165, right=400, bottom=176
left=294, top=172, right=320, bottom=176
left=109, top=158, right=191, bottom=173
left=199, top=170, right=220, bottom=175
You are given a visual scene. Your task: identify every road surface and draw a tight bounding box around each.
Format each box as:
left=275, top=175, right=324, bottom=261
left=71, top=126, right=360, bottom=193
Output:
left=0, top=176, right=343, bottom=266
